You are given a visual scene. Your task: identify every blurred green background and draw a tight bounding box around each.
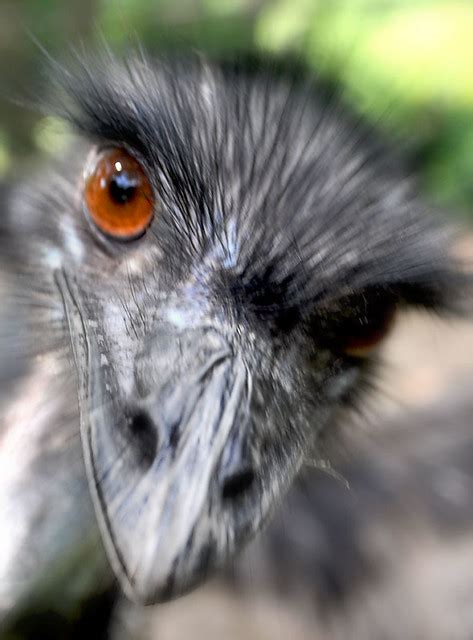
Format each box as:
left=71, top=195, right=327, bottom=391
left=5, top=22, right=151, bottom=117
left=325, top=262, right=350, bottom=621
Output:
left=1, top=0, right=472, bottom=215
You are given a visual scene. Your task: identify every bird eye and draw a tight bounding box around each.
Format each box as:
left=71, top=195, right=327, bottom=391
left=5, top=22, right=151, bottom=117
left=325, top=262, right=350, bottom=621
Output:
left=336, top=296, right=396, bottom=357
left=84, top=148, right=154, bottom=240
left=315, top=293, right=396, bottom=358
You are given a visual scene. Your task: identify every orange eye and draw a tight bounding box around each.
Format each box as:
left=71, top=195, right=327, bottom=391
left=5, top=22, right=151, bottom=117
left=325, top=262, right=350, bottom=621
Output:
left=85, top=149, right=154, bottom=240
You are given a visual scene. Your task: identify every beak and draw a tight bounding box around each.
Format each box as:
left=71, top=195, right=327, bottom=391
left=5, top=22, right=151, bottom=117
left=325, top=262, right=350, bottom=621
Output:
left=89, top=325, right=253, bottom=602
left=57, top=270, right=257, bottom=603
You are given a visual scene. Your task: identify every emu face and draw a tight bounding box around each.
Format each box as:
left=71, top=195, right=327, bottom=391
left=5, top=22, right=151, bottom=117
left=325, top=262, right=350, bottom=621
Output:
left=13, top=56, right=464, bottom=603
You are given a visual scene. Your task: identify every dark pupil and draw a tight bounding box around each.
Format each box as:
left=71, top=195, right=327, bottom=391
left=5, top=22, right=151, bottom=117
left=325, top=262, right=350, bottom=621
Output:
left=109, top=171, right=138, bottom=204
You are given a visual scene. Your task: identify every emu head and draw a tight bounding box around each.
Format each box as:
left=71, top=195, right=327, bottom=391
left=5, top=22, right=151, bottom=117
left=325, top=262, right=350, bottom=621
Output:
left=18, top=55, right=465, bottom=603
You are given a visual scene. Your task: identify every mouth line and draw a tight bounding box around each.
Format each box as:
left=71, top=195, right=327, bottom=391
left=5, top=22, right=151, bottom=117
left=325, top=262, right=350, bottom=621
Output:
left=55, top=268, right=136, bottom=588
left=54, top=268, right=90, bottom=394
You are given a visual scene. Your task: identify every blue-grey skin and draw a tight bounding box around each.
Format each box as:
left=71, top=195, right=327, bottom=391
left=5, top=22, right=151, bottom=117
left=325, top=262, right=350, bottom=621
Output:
left=0, top=53, right=466, bottom=608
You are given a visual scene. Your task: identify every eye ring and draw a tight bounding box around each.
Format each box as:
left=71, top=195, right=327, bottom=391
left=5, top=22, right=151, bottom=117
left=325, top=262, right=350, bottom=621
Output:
left=84, top=147, right=155, bottom=241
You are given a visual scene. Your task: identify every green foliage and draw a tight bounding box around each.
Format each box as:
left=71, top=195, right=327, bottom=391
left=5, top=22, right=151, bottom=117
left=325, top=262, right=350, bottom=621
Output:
left=258, top=0, right=473, bottom=215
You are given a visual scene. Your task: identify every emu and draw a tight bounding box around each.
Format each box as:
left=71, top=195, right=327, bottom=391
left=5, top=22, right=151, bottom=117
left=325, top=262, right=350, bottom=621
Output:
left=0, top=53, right=469, bottom=633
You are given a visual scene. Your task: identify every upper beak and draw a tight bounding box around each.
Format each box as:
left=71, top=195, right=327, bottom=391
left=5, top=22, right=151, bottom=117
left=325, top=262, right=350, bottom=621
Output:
left=58, top=269, right=257, bottom=602
left=89, top=324, right=253, bottom=602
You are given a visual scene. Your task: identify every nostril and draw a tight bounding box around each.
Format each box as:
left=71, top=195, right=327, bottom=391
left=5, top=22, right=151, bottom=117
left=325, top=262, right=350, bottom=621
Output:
left=127, top=410, right=158, bottom=469
left=222, top=468, right=255, bottom=501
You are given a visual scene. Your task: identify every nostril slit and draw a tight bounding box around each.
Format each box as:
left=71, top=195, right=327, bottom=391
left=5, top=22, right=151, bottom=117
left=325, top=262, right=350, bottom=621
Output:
left=222, top=468, right=255, bottom=501
left=127, top=410, right=158, bottom=469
